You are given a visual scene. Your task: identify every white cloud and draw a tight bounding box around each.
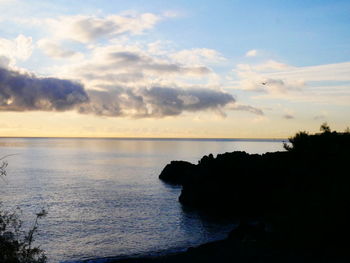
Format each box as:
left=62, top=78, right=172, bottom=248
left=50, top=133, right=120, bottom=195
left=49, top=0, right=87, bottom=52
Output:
left=147, top=40, right=174, bottom=56
left=0, top=0, right=17, bottom=4
left=37, top=39, right=83, bottom=59
left=52, top=43, right=214, bottom=91
left=251, top=60, right=293, bottom=72
left=170, top=48, right=226, bottom=66
left=227, top=60, right=350, bottom=107
left=1, top=10, right=267, bottom=119
left=0, top=56, right=11, bottom=68
left=245, top=49, right=258, bottom=57
left=32, top=39, right=240, bottom=118
left=0, top=34, right=33, bottom=65
left=236, top=60, right=350, bottom=83
left=45, top=13, right=161, bottom=43
left=266, top=61, right=350, bottom=82
left=232, top=60, right=350, bottom=93
left=251, top=87, right=350, bottom=106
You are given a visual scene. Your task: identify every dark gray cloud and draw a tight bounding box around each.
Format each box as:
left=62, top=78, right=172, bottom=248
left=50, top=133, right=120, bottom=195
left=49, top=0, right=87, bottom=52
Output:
left=0, top=66, right=235, bottom=117
left=142, top=87, right=234, bottom=117
left=230, top=104, right=264, bottom=115
left=105, top=51, right=211, bottom=75
left=0, top=67, right=89, bottom=111
left=74, top=17, right=117, bottom=40
left=80, top=86, right=235, bottom=118
left=79, top=88, right=147, bottom=117
left=283, top=114, right=294, bottom=119
left=108, top=51, right=142, bottom=63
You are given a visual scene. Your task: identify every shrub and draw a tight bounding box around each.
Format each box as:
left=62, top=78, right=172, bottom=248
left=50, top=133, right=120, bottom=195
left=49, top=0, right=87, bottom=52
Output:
left=284, top=124, right=350, bottom=154
left=0, top=158, right=47, bottom=263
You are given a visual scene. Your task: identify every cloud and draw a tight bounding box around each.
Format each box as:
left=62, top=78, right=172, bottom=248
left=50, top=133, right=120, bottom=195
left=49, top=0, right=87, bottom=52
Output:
left=142, top=87, right=234, bottom=117
left=231, top=60, right=350, bottom=105
left=229, top=104, right=264, bottom=115
left=0, top=13, right=239, bottom=119
left=283, top=114, right=294, bottom=119
left=0, top=67, right=89, bottom=111
left=101, top=50, right=211, bottom=75
left=170, top=48, right=226, bottom=65
left=258, top=78, right=295, bottom=94
left=80, top=86, right=235, bottom=118
left=235, top=60, right=350, bottom=88
left=251, top=60, right=293, bottom=72
left=0, top=66, right=234, bottom=117
left=0, top=34, right=33, bottom=65
left=245, top=49, right=257, bottom=57
left=0, top=56, right=11, bottom=68
left=147, top=40, right=173, bottom=55
left=45, top=13, right=161, bottom=43
left=55, top=44, right=214, bottom=91
left=37, top=39, right=82, bottom=59
left=0, top=0, right=17, bottom=5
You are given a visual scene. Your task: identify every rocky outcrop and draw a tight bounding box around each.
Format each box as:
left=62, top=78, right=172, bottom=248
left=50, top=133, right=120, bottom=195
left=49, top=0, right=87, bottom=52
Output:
left=159, top=160, right=196, bottom=185
left=159, top=130, right=350, bottom=250
left=160, top=151, right=289, bottom=216
left=110, top=129, right=350, bottom=263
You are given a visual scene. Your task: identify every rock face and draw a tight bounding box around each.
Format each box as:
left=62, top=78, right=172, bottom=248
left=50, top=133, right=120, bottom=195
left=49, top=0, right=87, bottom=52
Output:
left=159, top=131, right=350, bottom=250
left=184, top=151, right=293, bottom=219
left=161, top=151, right=289, bottom=216
left=159, top=160, right=196, bottom=185
left=110, top=130, right=350, bottom=263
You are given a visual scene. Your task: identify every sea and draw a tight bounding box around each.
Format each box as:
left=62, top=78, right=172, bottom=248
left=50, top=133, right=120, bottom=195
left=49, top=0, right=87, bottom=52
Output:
left=0, top=137, right=285, bottom=263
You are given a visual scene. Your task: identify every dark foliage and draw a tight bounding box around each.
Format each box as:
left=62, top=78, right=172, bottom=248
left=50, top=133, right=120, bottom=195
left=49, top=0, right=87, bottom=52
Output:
left=283, top=122, right=350, bottom=155
left=0, top=159, right=47, bottom=263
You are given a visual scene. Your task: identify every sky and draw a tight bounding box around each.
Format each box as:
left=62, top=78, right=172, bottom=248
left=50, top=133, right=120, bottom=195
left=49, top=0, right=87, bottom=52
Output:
left=0, top=0, right=349, bottom=138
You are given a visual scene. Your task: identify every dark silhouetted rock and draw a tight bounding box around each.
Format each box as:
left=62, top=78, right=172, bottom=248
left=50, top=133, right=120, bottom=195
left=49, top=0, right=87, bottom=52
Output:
left=159, top=129, right=350, bottom=250
left=111, top=128, right=350, bottom=263
left=159, top=160, right=196, bottom=185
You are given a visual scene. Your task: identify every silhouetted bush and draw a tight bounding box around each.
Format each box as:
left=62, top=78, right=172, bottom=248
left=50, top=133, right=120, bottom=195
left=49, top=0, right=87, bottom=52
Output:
left=0, top=158, right=47, bottom=263
left=284, top=123, right=350, bottom=154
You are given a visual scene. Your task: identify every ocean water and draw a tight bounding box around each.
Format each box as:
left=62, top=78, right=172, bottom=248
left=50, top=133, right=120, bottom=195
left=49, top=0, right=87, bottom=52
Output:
left=0, top=138, right=285, bottom=262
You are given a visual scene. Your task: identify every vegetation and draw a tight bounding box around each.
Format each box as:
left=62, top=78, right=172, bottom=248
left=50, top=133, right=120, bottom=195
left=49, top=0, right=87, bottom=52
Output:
left=0, top=158, right=47, bottom=263
left=283, top=122, right=350, bottom=154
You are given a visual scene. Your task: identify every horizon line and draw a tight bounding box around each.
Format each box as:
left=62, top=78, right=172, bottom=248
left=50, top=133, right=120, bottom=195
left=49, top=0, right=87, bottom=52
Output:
left=0, top=136, right=288, bottom=141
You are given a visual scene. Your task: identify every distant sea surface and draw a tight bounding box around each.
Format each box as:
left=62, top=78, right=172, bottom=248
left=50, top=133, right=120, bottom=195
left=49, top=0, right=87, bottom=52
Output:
left=0, top=138, right=285, bottom=263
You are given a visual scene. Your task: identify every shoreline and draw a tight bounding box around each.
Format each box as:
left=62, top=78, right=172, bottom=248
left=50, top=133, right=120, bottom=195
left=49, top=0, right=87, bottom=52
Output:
left=71, top=234, right=233, bottom=263
left=78, top=237, right=232, bottom=263
left=94, top=233, right=347, bottom=263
